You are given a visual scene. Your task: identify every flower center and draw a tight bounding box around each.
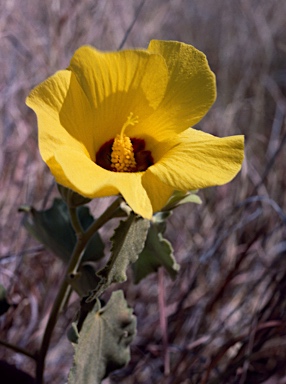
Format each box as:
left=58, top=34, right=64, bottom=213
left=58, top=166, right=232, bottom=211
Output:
left=96, top=113, right=154, bottom=173
left=110, top=113, right=138, bottom=172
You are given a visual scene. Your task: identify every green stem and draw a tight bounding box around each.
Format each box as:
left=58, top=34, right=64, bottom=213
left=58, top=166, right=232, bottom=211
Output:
left=0, top=339, right=36, bottom=360
left=68, top=206, right=84, bottom=236
left=35, top=197, right=122, bottom=384
left=69, top=197, right=123, bottom=275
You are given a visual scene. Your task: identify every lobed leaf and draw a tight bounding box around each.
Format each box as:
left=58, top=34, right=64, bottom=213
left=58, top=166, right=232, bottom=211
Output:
left=20, top=198, right=104, bottom=264
left=133, top=223, right=180, bottom=283
left=87, top=213, right=150, bottom=301
left=68, top=290, right=136, bottom=384
left=20, top=198, right=105, bottom=296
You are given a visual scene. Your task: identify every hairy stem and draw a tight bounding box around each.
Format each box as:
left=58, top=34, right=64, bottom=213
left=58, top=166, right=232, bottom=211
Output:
left=35, top=197, right=122, bottom=384
left=68, top=206, right=84, bottom=236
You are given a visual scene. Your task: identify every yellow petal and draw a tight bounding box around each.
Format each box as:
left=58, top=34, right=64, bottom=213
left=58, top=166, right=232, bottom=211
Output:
left=142, top=171, right=174, bottom=213
left=147, top=40, right=216, bottom=128
left=26, top=70, right=95, bottom=162
left=69, top=46, right=169, bottom=149
left=148, top=129, right=244, bottom=191
left=52, top=147, right=153, bottom=219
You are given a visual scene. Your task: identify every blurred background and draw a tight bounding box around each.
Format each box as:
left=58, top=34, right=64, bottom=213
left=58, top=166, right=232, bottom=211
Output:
left=1, top=0, right=286, bottom=383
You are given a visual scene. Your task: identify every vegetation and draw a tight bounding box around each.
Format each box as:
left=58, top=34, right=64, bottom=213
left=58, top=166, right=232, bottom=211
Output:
left=1, top=0, right=286, bottom=383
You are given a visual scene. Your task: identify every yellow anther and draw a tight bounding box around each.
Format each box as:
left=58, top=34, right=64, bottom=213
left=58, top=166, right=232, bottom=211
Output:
left=111, top=113, right=139, bottom=172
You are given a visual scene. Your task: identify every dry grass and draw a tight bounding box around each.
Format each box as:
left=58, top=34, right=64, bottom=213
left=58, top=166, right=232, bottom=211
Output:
left=1, top=0, right=286, bottom=383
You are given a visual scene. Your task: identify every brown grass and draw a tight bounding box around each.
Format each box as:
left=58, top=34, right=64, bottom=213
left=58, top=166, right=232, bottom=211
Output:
left=1, top=0, right=286, bottom=383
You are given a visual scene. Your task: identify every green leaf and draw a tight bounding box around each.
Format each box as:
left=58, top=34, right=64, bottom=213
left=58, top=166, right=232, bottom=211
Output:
left=68, top=264, right=101, bottom=298
left=57, top=184, right=91, bottom=207
left=68, top=290, right=136, bottom=384
left=0, top=285, right=10, bottom=316
left=87, top=213, right=150, bottom=301
left=67, top=322, right=80, bottom=344
left=163, top=190, right=202, bottom=211
left=152, top=211, right=172, bottom=234
left=133, top=224, right=180, bottom=283
left=20, top=198, right=104, bottom=264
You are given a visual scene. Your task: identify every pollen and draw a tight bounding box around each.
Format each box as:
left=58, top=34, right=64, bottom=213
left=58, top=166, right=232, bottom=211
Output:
left=111, top=113, right=138, bottom=172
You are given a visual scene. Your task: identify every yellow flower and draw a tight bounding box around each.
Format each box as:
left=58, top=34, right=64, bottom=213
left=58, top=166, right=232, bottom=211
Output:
left=26, top=40, right=244, bottom=219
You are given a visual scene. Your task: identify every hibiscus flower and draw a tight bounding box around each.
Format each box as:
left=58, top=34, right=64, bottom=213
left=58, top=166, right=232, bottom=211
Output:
left=26, top=40, right=244, bottom=219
